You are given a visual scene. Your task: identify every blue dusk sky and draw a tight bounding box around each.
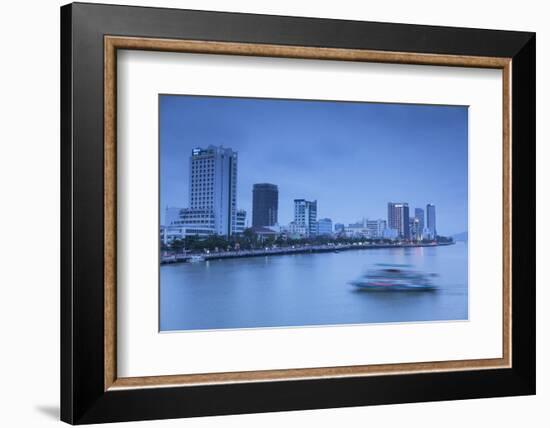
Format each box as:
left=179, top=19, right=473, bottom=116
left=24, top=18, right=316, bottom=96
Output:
left=160, top=95, right=468, bottom=235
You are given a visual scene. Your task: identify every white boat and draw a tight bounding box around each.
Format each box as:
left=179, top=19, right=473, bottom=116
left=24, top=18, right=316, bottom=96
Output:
left=349, top=263, right=438, bottom=292
left=188, top=255, right=205, bottom=263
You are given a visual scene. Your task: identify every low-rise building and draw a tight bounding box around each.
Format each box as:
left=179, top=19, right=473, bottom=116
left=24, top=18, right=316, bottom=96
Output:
left=165, top=206, right=184, bottom=226
left=317, top=218, right=333, bottom=236
left=345, top=222, right=369, bottom=238
left=345, top=218, right=386, bottom=239
left=423, top=227, right=435, bottom=240
left=334, top=223, right=345, bottom=234
left=382, top=228, right=398, bottom=240
left=235, top=209, right=247, bottom=234
left=249, top=226, right=278, bottom=241
left=162, top=206, right=246, bottom=240
left=366, top=219, right=387, bottom=238
left=160, top=225, right=184, bottom=245
left=287, top=221, right=308, bottom=239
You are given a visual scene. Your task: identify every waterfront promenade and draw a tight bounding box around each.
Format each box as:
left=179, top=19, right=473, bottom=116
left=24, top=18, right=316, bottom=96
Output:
left=160, top=241, right=454, bottom=264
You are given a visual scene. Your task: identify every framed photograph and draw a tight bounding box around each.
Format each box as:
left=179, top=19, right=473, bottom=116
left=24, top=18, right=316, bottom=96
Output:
left=61, top=2, right=535, bottom=424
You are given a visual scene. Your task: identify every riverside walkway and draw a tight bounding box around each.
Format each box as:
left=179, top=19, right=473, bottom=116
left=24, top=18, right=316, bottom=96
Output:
left=161, top=241, right=453, bottom=264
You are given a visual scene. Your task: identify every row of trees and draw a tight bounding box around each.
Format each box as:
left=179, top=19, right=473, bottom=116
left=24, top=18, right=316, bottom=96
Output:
left=163, top=229, right=452, bottom=254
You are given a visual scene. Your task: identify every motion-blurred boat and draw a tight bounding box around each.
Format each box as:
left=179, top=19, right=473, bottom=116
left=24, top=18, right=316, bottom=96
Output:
left=349, top=263, right=438, bottom=291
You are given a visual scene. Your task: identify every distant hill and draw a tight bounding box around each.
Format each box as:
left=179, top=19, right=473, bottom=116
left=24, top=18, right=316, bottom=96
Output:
left=452, top=231, right=468, bottom=242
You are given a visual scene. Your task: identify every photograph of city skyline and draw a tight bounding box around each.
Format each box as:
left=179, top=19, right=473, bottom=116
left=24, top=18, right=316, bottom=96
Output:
left=159, top=94, right=468, bottom=332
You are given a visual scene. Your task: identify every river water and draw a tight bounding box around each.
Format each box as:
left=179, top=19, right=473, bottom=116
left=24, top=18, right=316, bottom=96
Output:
left=160, top=242, right=468, bottom=331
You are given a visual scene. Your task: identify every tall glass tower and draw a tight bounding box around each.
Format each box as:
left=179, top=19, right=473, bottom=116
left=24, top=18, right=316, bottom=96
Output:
left=252, top=183, right=279, bottom=227
left=414, top=207, right=425, bottom=239
left=414, top=208, right=425, bottom=232
left=426, top=203, right=437, bottom=238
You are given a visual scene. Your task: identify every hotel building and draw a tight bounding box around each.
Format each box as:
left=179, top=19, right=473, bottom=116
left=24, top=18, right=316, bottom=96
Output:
left=387, top=202, right=410, bottom=239
left=163, top=145, right=246, bottom=240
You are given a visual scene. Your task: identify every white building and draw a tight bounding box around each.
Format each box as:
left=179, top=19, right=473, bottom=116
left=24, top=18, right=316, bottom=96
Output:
left=287, top=221, right=307, bottom=239
left=176, top=208, right=216, bottom=238
left=164, top=206, right=183, bottom=226
left=345, top=218, right=386, bottom=239
left=160, top=225, right=184, bottom=245
left=187, top=145, right=239, bottom=237
left=366, top=219, right=387, bottom=238
left=344, top=221, right=369, bottom=238
left=160, top=146, right=247, bottom=242
left=294, top=199, right=317, bottom=237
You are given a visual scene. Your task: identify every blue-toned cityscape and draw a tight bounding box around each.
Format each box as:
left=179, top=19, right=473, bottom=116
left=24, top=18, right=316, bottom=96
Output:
left=159, top=95, right=468, bottom=331
left=161, top=144, right=441, bottom=250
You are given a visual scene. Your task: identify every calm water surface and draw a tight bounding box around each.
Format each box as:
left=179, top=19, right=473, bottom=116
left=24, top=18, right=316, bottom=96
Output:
left=160, top=242, right=468, bottom=331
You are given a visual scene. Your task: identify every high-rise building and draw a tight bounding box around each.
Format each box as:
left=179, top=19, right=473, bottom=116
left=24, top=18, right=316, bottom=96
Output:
left=294, top=199, right=317, bottom=236
left=410, top=216, right=422, bottom=240
left=426, top=203, right=437, bottom=238
left=387, top=202, right=410, bottom=239
left=317, top=218, right=333, bottom=236
left=414, top=208, right=425, bottom=233
left=187, top=145, right=238, bottom=237
left=252, top=183, right=278, bottom=227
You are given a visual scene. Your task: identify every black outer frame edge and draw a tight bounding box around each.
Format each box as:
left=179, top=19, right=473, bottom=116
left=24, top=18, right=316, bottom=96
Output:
left=60, top=4, right=74, bottom=425
left=60, top=2, right=536, bottom=424
left=69, top=1, right=533, bottom=57
left=510, top=34, right=536, bottom=391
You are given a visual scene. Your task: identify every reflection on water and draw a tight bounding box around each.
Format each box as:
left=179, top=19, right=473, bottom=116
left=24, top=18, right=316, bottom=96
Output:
left=160, top=242, right=468, bottom=331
